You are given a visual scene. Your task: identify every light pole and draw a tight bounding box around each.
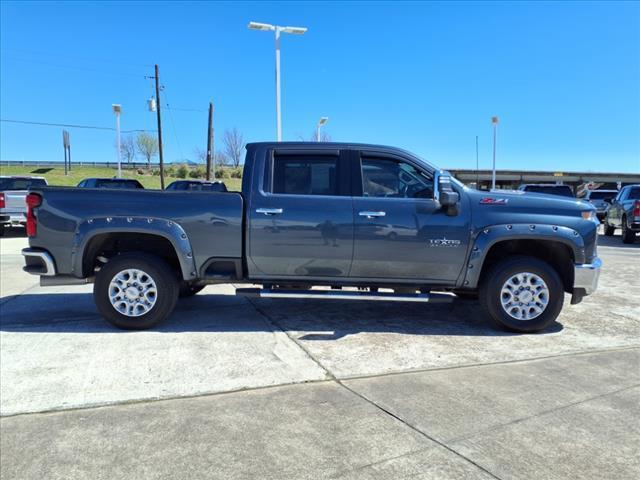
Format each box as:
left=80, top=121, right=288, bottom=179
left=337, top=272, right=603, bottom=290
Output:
left=112, top=104, right=122, bottom=178
left=491, top=116, right=499, bottom=190
left=316, top=116, right=328, bottom=141
left=248, top=21, right=307, bottom=142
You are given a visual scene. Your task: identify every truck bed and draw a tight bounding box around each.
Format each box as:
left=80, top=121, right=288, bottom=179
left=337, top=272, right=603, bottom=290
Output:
left=28, top=186, right=244, bottom=277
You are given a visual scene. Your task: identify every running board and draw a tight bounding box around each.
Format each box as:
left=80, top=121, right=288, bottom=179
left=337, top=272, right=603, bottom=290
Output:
left=236, top=288, right=454, bottom=303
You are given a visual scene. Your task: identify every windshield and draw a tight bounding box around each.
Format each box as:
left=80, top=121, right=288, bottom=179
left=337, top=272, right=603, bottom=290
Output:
left=588, top=191, right=616, bottom=200
left=524, top=185, right=574, bottom=197
left=94, top=180, right=143, bottom=189
left=0, top=178, right=47, bottom=190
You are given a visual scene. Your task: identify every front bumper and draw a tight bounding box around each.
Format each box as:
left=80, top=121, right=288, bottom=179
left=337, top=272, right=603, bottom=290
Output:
left=571, top=257, right=602, bottom=304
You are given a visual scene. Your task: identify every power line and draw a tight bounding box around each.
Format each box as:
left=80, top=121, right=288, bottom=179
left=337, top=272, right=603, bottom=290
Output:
left=0, top=119, right=155, bottom=133
left=162, top=88, right=185, bottom=160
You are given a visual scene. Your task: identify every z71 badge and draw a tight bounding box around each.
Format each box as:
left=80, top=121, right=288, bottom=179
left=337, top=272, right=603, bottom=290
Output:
left=428, top=237, right=461, bottom=247
left=480, top=197, right=508, bottom=205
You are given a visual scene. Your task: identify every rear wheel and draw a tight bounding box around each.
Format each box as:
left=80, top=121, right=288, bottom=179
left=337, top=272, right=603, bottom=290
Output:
left=479, top=256, right=564, bottom=333
left=94, top=253, right=179, bottom=330
left=604, top=219, right=615, bottom=236
left=622, top=216, right=635, bottom=244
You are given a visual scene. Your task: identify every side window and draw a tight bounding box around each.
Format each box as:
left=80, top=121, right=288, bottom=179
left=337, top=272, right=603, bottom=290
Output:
left=361, top=157, right=433, bottom=199
left=272, top=154, right=338, bottom=196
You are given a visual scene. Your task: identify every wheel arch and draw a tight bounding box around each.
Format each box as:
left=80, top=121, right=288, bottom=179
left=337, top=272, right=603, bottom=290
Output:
left=463, top=224, right=584, bottom=293
left=72, top=217, right=197, bottom=280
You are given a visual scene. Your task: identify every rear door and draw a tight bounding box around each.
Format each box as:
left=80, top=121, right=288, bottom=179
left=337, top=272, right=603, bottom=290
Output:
left=350, top=149, right=470, bottom=283
left=247, top=147, right=354, bottom=279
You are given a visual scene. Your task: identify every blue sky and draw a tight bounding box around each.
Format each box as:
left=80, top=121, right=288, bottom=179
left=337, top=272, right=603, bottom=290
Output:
left=1, top=0, right=639, bottom=172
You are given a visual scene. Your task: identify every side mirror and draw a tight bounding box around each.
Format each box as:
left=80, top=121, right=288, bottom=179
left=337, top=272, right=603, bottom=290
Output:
left=434, top=171, right=460, bottom=216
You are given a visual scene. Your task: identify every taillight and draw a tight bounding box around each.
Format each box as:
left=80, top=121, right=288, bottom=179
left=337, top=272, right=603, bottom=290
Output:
left=0, top=193, right=5, bottom=208
left=633, top=200, right=640, bottom=218
left=26, top=193, right=42, bottom=237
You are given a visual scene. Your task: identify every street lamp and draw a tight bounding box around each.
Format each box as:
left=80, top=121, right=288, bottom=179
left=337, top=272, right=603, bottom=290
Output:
left=316, top=116, right=328, bottom=141
left=491, top=116, right=499, bottom=191
left=248, top=21, right=307, bottom=142
left=112, top=104, right=122, bottom=178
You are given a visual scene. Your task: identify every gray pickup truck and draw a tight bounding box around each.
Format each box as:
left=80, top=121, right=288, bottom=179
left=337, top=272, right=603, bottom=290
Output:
left=0, top=176, right=48, bottom=235
left=22, top=142, right=602, bottom=333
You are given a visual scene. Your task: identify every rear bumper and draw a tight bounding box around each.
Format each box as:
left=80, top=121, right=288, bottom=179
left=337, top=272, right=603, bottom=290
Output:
left=0, top=213, right=26, bottom=225
left=571, top=257, right=602, bottom=304
left=22, top=248, right=57, bottom=276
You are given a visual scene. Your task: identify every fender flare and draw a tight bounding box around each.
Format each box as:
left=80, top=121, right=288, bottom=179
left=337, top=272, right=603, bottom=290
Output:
left=71, top=216, right=197, bottom=280
left=461, top=223, right=585, bottom=288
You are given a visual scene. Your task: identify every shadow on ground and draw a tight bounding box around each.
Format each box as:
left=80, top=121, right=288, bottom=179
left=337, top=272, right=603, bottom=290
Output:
left=0, top=291, right=563, bottom=337
left=0, top=227, right=27, bottom=239
left=597, top=232, right=639, bottom=248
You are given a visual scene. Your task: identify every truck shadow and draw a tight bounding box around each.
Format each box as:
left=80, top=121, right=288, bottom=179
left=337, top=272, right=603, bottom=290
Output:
left=597, top=233, right=639, bottom=248
left=0, top=292, right=563, bottom=337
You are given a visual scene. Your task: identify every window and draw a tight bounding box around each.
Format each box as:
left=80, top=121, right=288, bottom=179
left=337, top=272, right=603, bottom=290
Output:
left=0, top=178, right=46, bottom=190
left=361, top=157, right=433, bottom=199
left=628, top=187, right=640, bottom=200
left=272, top=154, right=338, bottom=196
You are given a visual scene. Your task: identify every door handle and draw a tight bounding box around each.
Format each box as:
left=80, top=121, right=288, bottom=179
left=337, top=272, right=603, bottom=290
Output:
left=359, top=211, right=386, bottom=219
left=256, top=208, right=283, bottom=215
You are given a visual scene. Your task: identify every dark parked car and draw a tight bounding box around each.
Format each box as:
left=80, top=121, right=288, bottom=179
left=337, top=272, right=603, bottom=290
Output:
left=518, top=184, right=574, bottom=198
left=22, top=142, right=601, bottom=333
left=583, top=189, right=618, bottom=221
left=77, top=178, right=144, bottom=189
left=604, top=184, right=640, bottom=244
left=166, top=180, right=227, bottom=192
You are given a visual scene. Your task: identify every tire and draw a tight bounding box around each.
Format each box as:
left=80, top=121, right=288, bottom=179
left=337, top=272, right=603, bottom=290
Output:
left=479, top=255, right=564, bottom=333
left=622, top=216, right=635, bottom=244
left=94, top=252, right=179, bottom=330
left=604, top=219, right=615, bottom=236
left=179, top=282, right=205, bottom=298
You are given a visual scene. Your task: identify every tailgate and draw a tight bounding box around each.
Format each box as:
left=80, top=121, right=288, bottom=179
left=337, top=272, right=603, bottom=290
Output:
left=2, top=190, right=28, bottom=212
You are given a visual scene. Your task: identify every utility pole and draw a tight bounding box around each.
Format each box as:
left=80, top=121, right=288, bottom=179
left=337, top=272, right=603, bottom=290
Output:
left=206, top=102, right=214, bottom=181
left=491, top=116, right=499, bottom=191
left=62, top=130, right=68, bottom=175
left=475, top=135, right=479, bottom=188
left=154, top=64, right=165, bottom=188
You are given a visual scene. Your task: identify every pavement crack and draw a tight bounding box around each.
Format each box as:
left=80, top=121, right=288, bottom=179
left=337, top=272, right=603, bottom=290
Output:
left=245, top=297, right=335, bottom=380
left=336, top=380, right=503, bottom=480
left=446, top=383, right=640, bottom=445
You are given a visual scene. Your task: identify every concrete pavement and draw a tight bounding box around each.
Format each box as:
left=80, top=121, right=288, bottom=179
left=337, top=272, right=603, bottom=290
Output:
left=1, top=230, right=639, bottom=479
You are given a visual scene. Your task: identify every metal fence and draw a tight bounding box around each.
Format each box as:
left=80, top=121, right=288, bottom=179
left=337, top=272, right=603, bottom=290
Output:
left=0, top=160, right=164, bottom=169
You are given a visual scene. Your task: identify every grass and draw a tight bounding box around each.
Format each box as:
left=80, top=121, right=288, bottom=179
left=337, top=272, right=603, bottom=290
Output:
left=0, top=165, right=243, bottom=191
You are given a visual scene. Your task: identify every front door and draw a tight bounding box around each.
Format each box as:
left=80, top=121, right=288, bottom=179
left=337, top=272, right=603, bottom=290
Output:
left=350, top=151, right=470, bottom=283
left=247, top=148, right=354, bottom=279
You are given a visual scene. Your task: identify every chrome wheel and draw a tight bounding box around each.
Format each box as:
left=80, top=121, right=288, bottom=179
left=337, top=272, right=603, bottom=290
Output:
left=500, top=272, right=549, bottom=321
left=108, top=268, right=157, bottom=317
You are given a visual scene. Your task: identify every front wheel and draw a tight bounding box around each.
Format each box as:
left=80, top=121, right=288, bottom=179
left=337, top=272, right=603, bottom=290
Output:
left=479, top=256, right=564, bottom=333
left=94, top=253, right=179, bottom=330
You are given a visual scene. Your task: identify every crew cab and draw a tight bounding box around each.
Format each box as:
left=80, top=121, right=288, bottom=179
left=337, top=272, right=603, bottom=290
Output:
left=0, top=176, right=48, bottom=235
left=22, top=142, right=602, bottom=333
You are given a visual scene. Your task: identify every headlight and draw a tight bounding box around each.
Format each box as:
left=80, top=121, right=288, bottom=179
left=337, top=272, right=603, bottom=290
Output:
left=581, top=210, right=598, bottom=223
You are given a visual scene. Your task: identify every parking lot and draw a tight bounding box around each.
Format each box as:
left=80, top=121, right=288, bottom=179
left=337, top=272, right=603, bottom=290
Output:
left=1, top=228, right=639, bottom=479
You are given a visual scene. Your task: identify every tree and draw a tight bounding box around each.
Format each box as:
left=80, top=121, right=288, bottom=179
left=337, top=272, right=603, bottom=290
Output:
left=215, top=151, right=228, bottom=166
left=136, top=132, right=159, bottom=166
left=194, top=147, right=206, bottom=164
left=297, top=131, right=332, bottom=142
left=223, top=128, right=245, bottom=168
left=119, top=135, right=136, bottom=164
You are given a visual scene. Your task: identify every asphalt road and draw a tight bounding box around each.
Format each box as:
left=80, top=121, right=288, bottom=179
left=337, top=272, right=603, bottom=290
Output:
left=1, top=227, right=638, bottom=479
